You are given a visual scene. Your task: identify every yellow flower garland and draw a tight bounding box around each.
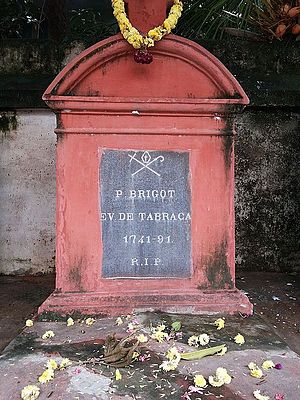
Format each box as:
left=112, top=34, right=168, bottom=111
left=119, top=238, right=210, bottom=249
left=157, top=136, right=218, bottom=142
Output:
left=111, top=0, right=183, bottom=49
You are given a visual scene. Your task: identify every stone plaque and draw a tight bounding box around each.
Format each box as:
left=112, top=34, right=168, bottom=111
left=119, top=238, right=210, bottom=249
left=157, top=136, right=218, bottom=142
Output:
left=100, top=149, right=191, bottom=278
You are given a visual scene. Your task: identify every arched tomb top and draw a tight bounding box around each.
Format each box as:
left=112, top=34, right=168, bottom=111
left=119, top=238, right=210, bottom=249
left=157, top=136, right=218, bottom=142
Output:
left=43, top=34, right=249, bottom=111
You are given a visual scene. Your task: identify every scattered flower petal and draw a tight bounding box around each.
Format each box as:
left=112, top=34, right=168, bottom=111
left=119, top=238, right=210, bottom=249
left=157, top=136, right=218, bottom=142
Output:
left=42, top=330, right=55, bottom=340
left=194, top=374, right=207, bottom=387
left=38, top=368, right=54, bottom=384
left=262, top=360, right=275, bottom=370
left=25, top=319, right=34, bottom=327
left=139, top=353, right=151, bottom=362
left=253, top=389, right=270, bottom=400
left=115, top=317, right=123, bottom=325
left=21, top=385, right=40, bottom=400
left=274, top=394, right=285, bottom=400
left=198, top=333, right=210, bottom=346
left=73, top=367, right=81, bottom=375
left=46, top=359, right=58, bottom=370
left=214, top=318, right=225, bottom=330
left=234, top=333, right=245, bottom=345
left=275, top=363, right=283, bottom=370
left=136, top=334, right=148, bottom=343
left=188, top=335, right=199, bottom=347
left=115, top=369, right=122, bottom=380
left=60, top=358, right=72, bottom=369
left=66, top=317, right=74, bottom=327
left=85, top=317, right=95, bottom=326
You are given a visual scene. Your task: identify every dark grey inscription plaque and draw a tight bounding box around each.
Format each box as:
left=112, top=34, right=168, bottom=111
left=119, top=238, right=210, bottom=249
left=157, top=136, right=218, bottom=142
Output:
left=100, top=149, right=191, bottom=278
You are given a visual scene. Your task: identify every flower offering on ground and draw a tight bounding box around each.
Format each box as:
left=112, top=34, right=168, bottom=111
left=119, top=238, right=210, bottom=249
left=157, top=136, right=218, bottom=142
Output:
left=194, top=374, right=207, bottom=388
left=46, top=359, right=58, bottom=370
left=253, top=389, right=270, bottom=400
left=198, top=333, right=210, bottom=346
left=38, top=368, right=54, bottom=384
left=234, top=333, right=245, bottom=345
left=41, top=330, right=55, bottom=340
left=85, top=317, right=95, bottom=326
left=214, top=318, right=225, bottom=330
left=115, top=317, right=123, bottom=325
left=208, top=367, right=231, bottom=387
left=262, top=360, right=275, bottom=370
left=59, top=358, right=72, bottom=369
left=21, top=385, right=40, bottom=400
left=25, top=319, right=34, bottom=327
left=66, top=317, right=74, bottom=326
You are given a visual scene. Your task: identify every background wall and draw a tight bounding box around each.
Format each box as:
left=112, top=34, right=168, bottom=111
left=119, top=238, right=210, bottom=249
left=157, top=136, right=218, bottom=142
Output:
left=0, top=37, right=299, bottom=274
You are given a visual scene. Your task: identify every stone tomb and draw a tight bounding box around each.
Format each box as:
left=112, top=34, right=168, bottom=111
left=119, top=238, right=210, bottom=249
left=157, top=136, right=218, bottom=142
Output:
left=39, top=0, right=252, bottom=315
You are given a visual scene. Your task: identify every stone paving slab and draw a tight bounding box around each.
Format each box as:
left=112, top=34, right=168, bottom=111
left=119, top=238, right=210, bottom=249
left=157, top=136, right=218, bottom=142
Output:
left=0, top=313, right=299, bottom=400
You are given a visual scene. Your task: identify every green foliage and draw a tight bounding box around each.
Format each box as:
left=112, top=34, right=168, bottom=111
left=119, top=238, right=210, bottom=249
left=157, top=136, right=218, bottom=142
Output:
left=176, top=0, right=262, bottom=39
left=0, top=0, right=42, bottom=38
left=69, top=9, right=117, bottom=40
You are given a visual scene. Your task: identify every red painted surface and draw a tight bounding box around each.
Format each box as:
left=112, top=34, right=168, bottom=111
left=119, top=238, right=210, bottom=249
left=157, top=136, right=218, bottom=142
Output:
left=39, top=4, right=252, bottom=315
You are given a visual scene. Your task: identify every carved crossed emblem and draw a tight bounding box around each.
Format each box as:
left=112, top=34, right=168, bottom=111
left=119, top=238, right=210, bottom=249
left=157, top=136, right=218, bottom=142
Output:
left=129, top=151, right=164, bottom=177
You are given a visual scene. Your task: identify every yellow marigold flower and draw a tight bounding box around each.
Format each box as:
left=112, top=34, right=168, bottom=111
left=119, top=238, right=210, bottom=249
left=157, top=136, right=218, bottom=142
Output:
left=165, top=347, right=180, bottom=362
left=163, top=20, right=172, bottom=33
left=42, top=330, right=55, bottom=340
left=261, top=360, right=275, bottom=370
left=143, top=37, right=155, bottom=48
left=115, top=369, right=122, bottom=380
left=250, top=368, right=263, bottom=379
left=148, top=27, right=163, bottom=41
left=25, top=319, right=34, bottom=327
left=216, top=367, right=231, bottom=384
left=132, top=351, right=140, bottom=361
left=136, top=334, right=148, bottom=343
left=66, top=317, right=74, bottom=327
left=208, top=367, right=231, bottom=387
left=59, top=358, right=72, bottom=369
left=248, top=362, right=258, bottom=370
left=151, top=330, right=168, bottom=343
left=21, top=385, right=40, bottom=400
left=156, top=324, right=166, bottom=331
left=194, top=374, right=207, bottom=387
left=85, top=317, right=95, bottom=326
left=46, top=359, right=58, bottom=370
left=159, top=359, right=179, bottom=372
left=188, top=335, right=199, bottom=347
left=214, top=318, right=225, bottom=330
left=234, top=333, right=245, bottom=345
left=199, top=333, right=210, bottom=346
left=115, top=317, right=123, bottom=325
left=217, top=346, right=228, bottom=356
left=253, top=389, right=270, bottom=400
left=38, top=368, right=54, bottom=384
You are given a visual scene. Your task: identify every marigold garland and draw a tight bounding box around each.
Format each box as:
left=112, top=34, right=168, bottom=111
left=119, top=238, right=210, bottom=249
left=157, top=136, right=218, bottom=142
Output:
left=111, top=0, right=183, bottom=63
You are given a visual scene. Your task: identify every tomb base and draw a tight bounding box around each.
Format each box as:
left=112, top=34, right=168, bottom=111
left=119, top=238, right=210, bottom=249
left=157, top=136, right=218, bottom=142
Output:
left=39, top=289, right=253, bottom=317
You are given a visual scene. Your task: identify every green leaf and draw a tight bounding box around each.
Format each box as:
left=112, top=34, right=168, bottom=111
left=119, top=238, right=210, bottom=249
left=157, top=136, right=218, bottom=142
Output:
left=180, top=344, right=226, bottom=360
left=171, top=321, right=182, bottom=332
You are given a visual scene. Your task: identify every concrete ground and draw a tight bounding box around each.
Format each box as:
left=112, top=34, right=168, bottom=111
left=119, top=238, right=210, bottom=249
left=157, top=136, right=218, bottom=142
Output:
left=0, top=272, right=299, bottom=399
